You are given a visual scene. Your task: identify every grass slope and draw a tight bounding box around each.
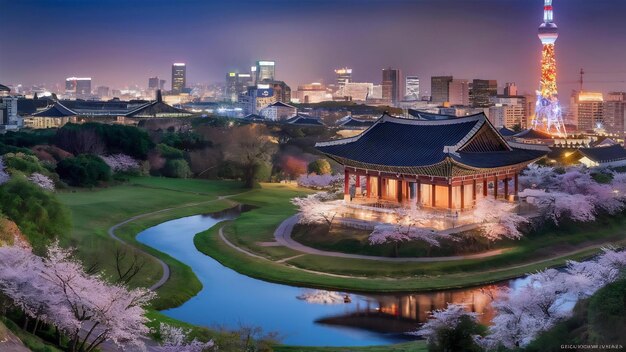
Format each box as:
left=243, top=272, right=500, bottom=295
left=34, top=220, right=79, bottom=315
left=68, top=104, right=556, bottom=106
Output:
left=57, top=177, right=243, bottom=309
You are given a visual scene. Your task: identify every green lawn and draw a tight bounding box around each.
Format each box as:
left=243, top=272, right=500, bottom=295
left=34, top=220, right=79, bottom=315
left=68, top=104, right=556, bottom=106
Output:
left=195, top=185, right=626, bottom=292
left=57, top=177, right=243, bottom=309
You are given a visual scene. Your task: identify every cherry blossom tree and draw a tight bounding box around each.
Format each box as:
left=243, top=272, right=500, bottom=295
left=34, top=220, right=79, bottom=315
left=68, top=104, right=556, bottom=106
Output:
left=28, top=172, right=55, bottom=191
left=296, top=174, right=343, bottom=191
left=0, top=243, right=156, bottom=352
left=482, top=249, right=626, bottom=350
left=292, top=192, right=342, bottom=230
left=368, top=207, right=451, bottom=255
left=411, top=303, right=484, bottom=351
left=0, top=156, right=9, bottom=185
left=520, top=189, right=596, bottom=224
left=473, top=198, right=528, bottom=241
left=519, top=164, right=557, bottom=190
left=100, top=154, right=140, bottom=173
left=158, top=323, right=216, bottom=352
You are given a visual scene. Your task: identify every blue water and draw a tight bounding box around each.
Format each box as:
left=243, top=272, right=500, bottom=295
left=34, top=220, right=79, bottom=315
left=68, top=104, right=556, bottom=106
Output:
left=136, top=208, right=523, bottom=346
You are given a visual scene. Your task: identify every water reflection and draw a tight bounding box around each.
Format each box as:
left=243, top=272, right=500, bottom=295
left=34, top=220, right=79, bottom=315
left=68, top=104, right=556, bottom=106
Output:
left=137, top=207, right=524, bottom=346
left=313, top=284, right=505, bottom=335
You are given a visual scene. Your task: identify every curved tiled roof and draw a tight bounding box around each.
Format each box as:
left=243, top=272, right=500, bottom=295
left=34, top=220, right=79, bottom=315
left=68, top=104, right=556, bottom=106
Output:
left=577, top=144, right=626, bottom=163
left=286, top=114, right=325, bottom=126
left=338, top=117, right=376, bottom=128
left=514, top=128, right=553, bottom=139
left=0, top=84, right=10, bottom=92
left=32, top=102, right=77, bottom=117
left=316, top=113, right=547, bottom=174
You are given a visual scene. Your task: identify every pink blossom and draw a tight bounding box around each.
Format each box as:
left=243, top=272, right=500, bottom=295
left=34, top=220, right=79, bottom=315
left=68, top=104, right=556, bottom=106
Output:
left=297, top=174, right=343, bottom=190
left=369, top=207, right=452, bottom=247
left=411, top=303, right=479, bottom=343
left=473, top=198, right=527, bottom=241
left=292, top=193, right=342, bottom=227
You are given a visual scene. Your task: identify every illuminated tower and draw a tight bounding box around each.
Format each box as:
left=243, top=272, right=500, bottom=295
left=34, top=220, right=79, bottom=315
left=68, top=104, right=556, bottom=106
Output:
left=532, top=0, right=566, bottom=135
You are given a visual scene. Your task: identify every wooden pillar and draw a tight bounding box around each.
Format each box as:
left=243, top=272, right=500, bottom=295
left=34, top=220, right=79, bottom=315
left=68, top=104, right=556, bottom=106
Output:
left=377, top=176, right=383, bottom=199
left=514, top=174, right=519, bottom=195
left=472, top=179, right=477, bottom=204
left=504, top=177, right=509, bottom=199
left=460, top=184, right=465, bottom=209
left=366, top=176, right=371, bottom=198
left=355, top=174, right=361, bottom=196
left=493, top=177, right=498, bottom=199
left=397, top=180, right=403, bottom=203
left=344, top=169, right=350, bottom=201
left=431, top=184, right=436, bottom=208
left=448, top=184, right=453, bottom=209
left=483, top=179, right=488, bottom=197
left=417, top=180, right=422, bottom=205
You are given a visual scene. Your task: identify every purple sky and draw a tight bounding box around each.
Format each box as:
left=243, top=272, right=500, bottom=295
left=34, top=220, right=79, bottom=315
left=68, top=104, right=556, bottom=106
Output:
left=1, top=0, right=626, bottom=95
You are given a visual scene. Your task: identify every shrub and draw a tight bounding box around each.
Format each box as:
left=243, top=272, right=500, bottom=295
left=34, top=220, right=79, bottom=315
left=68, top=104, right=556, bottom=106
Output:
left=162, top=159, right=191, bottom=178
left=0, top=176, right=70, bottom=250
left=56, top=154, right=111, bottom=187
left=307, top=159, right=332, bottom=175
left=2, top=152, right=48, bottom=174
left=156, top=143, right=185, bottom=160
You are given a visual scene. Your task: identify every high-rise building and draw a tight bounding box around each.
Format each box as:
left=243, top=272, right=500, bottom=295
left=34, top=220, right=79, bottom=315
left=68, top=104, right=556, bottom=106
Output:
left=489, top=104, right=526, bottom=129
left=255, top=60, right=275, bottom=84
left=171, top=63, right=186, bottom=94
left=405, top=76, right=420, bottom=100
left=337, top=82, right=374, bottom=101
left=471, top=79, right=497, bottom=107
left=335, top=68, right=352, bottom=88
left=225, top=72, right=253, bottom=102
left=65, top=77, right=92, bottom=99
left=431, top=76, right=453, bottom=104
left=159, top=79, right=166, bottom=90
left=571, top=91, right=604, bottom=132
left=448, top=79, right=470, bottom=106
left=504, top=82, right=518, bottom=97
left=295, top=83, right=330, bottom=104
left=96, top=86, right=110, bottom=99
left=603, top=92, right=626, bottom=135
left=148, top=77, right=160, bottom=90
left=382, top=68, right=402, bottom=105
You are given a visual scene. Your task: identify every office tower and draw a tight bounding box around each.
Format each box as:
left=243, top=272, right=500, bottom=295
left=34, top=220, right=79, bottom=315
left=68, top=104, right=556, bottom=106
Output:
left=489, top=104, right=526, bottom=129
left=382, top=68, right=402, bottom=105
left=159, top=79, right=166, bottom=90
left=250, top=66, right=257, bottom=85
left=405, top=76, right=420, bottom=100
left=148, top=77, right=160, bottom=90
left=65, top=77, right=92, bottom=99
left=255, top=60, right=275, bottom=84
left=225, top=72, right=253, bottom=102
left=448, top=79, right=470, bottom=106
left=171, top=63, right=186, bottom=94
left=295, top=83, right=329, bottom=104
left=603, top=92, right=626, bottom=135
left=572, top=91, right=604, bottom=132
left=96, top=86, right=110, bottom=98
left=431, top=76, right=453, bottom=103
left=504, top=82, right=518, bottom=96
left=339, top=82, right=374, bottom=101
left=335, top=68, right=352, bottom=88
left=471, top=79, right=497, bottom=107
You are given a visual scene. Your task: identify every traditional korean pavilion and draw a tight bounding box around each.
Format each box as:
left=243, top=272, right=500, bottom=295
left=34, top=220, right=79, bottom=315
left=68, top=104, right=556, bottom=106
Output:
left=316, top=113, right=548, bottom=210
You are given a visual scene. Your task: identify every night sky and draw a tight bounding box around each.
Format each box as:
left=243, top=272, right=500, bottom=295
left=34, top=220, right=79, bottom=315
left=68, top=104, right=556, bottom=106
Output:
left=1, top=0, right=626, bottom=95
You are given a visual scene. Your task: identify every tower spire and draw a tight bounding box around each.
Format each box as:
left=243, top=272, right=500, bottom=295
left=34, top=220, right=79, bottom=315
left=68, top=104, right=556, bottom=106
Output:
left=532, top=0, right=566, bottom=136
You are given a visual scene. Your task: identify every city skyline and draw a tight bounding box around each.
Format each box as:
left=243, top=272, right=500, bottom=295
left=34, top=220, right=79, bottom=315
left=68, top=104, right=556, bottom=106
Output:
left=2, top=0, right=626, bottom=95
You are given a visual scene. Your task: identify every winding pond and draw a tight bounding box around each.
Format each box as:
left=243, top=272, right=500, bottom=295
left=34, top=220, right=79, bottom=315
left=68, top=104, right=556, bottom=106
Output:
left=136, top=206, right=528, bottom=347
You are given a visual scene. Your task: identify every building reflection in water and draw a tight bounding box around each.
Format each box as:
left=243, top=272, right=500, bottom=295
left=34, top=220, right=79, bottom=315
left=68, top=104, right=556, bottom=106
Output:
left=315, top=283, right=507, bottom=335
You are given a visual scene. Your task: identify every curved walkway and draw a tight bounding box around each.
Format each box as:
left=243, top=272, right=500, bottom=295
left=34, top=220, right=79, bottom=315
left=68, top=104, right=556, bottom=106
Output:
left=274, top=215, right=510, bottom=263
left=107, top=193, right=247, bottom=291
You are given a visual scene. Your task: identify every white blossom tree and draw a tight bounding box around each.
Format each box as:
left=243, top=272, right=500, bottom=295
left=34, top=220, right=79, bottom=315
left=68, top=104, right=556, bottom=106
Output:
left=473, top=198, right=528, bottom=241
left=0, top=156, right=9, bottom=185
left=292, top=192, right=342, bottom=230
left=518, top=164, right=557, bottom=190
left=28, top=172, right=55, bottom=191
left=369, top=207, right=451, bottom=255
left=100, top=154, right=140, bottom=173
left=158, top=323, right=216, bottom=352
